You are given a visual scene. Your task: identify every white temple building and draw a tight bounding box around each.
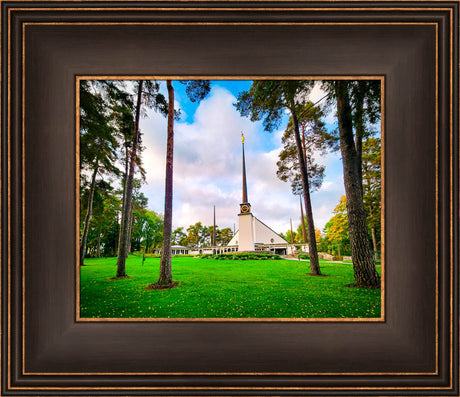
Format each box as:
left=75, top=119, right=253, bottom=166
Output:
left=225, top=133, right=296, bottom=256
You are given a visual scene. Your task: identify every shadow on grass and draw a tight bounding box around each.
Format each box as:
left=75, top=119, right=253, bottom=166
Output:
left=345, top=283, right=381, bottom=289
left=108, top=275, right=132, bottom=280
left=147, top=281, right=179, bottom=290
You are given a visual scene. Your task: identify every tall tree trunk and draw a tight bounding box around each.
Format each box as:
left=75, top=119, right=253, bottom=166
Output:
left=299, top=194, right=307, bottom=243
left=117, top=143, right=130, bottom=257
left=126, top=202, right=134, bottom=257
left=291, top=111, right=322, bottom=275
left=115, top=213, right=119, bottom=257
left=116, top=80, right=143, bottom=277
left=80, top=162, right=98, bottom=266
left=354, top=83, right=366, bottom=192
left=335, top=81, right=380, bottom=288
left=157, top=80, right=175, bottom=285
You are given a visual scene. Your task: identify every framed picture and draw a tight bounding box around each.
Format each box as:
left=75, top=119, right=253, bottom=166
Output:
left=2, top=1, right=458, bottom=395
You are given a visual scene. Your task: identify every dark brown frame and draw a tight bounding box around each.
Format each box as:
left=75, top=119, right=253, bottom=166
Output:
left=2, top=2, right=458, bottom=396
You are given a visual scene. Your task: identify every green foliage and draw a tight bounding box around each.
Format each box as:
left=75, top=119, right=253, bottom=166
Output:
left=200, top=252, right=282, bottom=260
left=80, top=80, right=121, bottom=176
left=282, top=229, right=300, bottom=244
left=297, top=253, right=310, bottom=260
left=80, top=256, right=381, bottom=318
left=216, top=227, right=234, bottom=246
left=183, top=222, right=234, bottom=248
left=184, top=222, right=207, bottom=247
left=179, top=80, right=211, bottom=103
left=83, top=187, right=121, bottom=258
left=172, top=227, right=187, bottom=246
left=362, top=137, right=381, bottom=245
left=130, top=195, right=163, bottom=249
left=235, top=80, right=314, bottom=132
left=277, top=102, right=334, bottom=194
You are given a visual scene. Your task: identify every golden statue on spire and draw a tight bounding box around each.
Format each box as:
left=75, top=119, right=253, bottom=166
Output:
left=241, top=132, right=245, bottom=144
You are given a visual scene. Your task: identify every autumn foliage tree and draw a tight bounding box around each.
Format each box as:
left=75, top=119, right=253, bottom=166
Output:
left=325, top=196, right=350, bottom=257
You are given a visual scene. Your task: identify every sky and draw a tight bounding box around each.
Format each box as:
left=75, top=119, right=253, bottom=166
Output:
left=136, top=80, right=347, bottom=236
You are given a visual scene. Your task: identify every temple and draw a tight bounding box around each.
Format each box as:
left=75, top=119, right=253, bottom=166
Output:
left=226, top=133, right=293, bottom=255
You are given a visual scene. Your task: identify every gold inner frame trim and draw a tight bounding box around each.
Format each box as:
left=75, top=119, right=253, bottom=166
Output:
left=74, top=74, right=386, bottom=324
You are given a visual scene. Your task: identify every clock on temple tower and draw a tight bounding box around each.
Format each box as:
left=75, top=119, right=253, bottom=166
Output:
left=240, top=203, right=251, bottom=214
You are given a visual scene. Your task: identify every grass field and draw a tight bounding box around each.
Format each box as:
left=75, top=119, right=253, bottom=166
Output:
left=80, top=256, right=381, bottom=319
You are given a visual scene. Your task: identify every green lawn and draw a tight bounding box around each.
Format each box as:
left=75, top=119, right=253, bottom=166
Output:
left=80, top=256, right=381, bottom=319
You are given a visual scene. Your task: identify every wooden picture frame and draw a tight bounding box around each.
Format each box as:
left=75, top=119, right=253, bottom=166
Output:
left=2, top=1, right=458, bottom=395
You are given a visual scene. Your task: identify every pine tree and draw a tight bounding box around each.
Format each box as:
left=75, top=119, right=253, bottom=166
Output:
left=235, top=80, right=323, bottom=275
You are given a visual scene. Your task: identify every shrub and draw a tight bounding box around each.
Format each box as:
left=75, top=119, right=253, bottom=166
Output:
left=297, top=253, right=310, bottom=260
left=199, top=252, right=282, bottom=260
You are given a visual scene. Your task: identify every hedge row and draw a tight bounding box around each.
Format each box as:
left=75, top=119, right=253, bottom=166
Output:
left=200, top=252, right=282, bottom=260
left=132, top=252, right=197, bottom=258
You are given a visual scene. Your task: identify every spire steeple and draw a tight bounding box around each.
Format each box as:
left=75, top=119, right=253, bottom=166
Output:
left=240, top=132, right=251, bottom=214
left=242, top=132, right=248, bottom=203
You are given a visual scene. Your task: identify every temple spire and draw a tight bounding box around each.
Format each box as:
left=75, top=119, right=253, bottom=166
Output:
left=239, top=133, right=251, bottom=215
left=242, top=132, right=248, bottom=203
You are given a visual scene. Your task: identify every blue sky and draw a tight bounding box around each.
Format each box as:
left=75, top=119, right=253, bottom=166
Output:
left=139, top=80, right=346, bottom=235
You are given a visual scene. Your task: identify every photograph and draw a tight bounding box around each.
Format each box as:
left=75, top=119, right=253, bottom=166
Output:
left=78, top=78, right=383, bottom=319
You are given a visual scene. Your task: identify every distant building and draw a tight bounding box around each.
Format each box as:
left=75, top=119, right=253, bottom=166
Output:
left=171, top=245, right=191, bottom=255
left=155, top=245, right=192, bottom=255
